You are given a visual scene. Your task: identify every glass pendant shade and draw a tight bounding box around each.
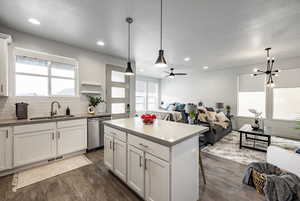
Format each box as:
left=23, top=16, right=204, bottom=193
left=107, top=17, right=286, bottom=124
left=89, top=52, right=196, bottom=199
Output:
left=155, top=50, right=168, bottom=68
left=125, top=62, right=134, bottom=76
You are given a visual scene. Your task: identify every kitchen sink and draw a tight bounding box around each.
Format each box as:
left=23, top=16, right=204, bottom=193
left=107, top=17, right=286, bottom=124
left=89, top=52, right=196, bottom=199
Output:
left=30, top=115, right=75, bottom=121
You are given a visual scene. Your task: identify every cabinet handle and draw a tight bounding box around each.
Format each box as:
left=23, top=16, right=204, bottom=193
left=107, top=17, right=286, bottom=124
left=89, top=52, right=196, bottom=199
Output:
left=0, top=84, right=3, bottom=93
left=139, top=156, right=142, bottom=167
left=113, top=141, right=115, bottom=151
left=51, top=132, right=55, bottom=140
left=6, top=130, right=9, bottom=138
left=144, top=158, right=147, bottom=170
left=109, top=141, right=112, bottom=149
left=139, top=143, right=149, bottom=148
left=57, top=131, right=60, bottom=139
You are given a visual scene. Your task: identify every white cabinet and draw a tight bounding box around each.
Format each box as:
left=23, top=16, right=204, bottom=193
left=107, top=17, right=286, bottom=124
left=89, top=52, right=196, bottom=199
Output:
left=113, top=138, right=127, bottom=182
left=127, top=145, right=144, bottom=198
left=13, top=119, right=87, bottom=167
left=14, top=129, right=56, bottom=167
left=0, top=37, right=10, bottom=97
left=57, top=126, right=87, bottom=156
left=104, top=134, right=114, bottom=170
left=0, top=127, right=12, bottom=171
left=104, top=125, right=127, bottom=182
left=145, top=153, right=170, bottom=201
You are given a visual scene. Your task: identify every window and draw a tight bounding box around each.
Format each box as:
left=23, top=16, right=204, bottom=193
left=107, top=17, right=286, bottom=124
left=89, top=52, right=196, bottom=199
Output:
left=272, top=68, right=300, bottom=120
left=238, top=74, right=266, bottom=117
left=15, top=51, right=77, bottom=96
left=135, top=79, right=159, bottom=112
left=273, top=88, right=300, bottom=120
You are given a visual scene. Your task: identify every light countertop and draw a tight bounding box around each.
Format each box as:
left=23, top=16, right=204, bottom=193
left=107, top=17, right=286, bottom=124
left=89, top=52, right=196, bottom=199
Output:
left=0, top=113, right=111, bottom=127
left=103, top=117, right=209, bottom=147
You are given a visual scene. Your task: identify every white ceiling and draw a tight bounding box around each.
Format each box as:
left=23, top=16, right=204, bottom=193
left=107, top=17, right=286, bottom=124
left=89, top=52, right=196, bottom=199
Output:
left=0, top=0, right=300, bottom=78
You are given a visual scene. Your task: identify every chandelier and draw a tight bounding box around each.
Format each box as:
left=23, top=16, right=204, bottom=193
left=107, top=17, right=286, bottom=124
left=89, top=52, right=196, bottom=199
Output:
left=251, top=47, right=280, bottom=87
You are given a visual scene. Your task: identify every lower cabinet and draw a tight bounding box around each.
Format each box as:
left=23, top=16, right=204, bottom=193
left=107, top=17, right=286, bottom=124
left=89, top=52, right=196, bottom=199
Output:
left=103, top=129, right=127, bottom=183
left=113, top=138, right=127, bottom=182
left=13, top=120, right=87, bottom=167
left=104, top=134, right=114, bottom=170
left=14, top=129, right=56, bottom=167
left=145, top=153, right=170, bottom=201
left=127, top=145, right=144, bottom=198
left=57, top=126, right=87, bottom=156
left=0, top=127, right=12, bottom=171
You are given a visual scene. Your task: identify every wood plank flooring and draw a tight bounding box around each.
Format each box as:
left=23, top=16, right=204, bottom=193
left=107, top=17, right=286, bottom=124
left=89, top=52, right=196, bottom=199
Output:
left=0, top=150, right=265, bottom=201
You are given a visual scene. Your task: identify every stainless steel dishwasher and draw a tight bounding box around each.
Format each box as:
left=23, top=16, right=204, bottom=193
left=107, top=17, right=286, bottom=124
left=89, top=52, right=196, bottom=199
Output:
left=87, top=116, right=111, bottom=151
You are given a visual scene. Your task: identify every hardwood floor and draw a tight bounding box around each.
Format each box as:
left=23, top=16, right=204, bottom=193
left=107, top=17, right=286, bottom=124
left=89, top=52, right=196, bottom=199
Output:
left=0, top=150, right=265, bottom=201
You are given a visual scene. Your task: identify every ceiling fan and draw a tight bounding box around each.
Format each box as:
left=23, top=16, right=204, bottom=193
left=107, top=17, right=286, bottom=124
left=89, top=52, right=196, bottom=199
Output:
left=164, top=68, right=187, bottom=79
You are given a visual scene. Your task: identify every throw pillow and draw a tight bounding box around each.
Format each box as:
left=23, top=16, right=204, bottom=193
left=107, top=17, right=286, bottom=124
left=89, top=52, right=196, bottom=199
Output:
left=167, top=104, right=176, bottom=111
left=296, top=149, right=300, bottom=154
left=216, top=112, right=230, bottom=122
left=198, top=113, right=208, bottom=122
left=198, top=106, right=207, bottom=114
left=207, top=111, right=217, bottom=122
left=206, top=107, right=215, bottom=112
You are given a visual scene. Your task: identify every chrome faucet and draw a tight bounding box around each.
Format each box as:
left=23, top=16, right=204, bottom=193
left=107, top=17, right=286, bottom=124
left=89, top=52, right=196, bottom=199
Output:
left=50, top=101, right=61, bottom=117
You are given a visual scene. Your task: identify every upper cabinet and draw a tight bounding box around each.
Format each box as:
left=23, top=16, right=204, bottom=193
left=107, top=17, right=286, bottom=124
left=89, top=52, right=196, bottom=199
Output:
left=0, top=34, right=12, bottom=97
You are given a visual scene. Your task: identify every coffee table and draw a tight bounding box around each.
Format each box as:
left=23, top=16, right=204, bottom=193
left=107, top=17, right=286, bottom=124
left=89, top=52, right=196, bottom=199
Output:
left=238, top=124, right=272, bottom=152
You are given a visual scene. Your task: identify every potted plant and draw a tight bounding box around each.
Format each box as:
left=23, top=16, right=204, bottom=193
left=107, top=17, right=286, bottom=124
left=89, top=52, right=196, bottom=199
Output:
left=225, top=105, right=231, bottom=117
left=88, top=96, right=105, bottom=114
left=188, top=110, right=197, bottom=124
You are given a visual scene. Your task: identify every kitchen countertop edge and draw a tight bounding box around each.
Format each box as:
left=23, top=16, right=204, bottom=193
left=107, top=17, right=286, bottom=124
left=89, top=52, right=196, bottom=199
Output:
left=103, top=121, right=209, bottom=147
left=0, top=113, right=111, bottom=127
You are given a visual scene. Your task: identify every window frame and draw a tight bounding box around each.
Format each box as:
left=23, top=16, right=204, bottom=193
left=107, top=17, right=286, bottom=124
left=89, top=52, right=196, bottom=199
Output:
left=13, top=48, right=79, bottom=97
left=135, top=78, right=160, bottom=112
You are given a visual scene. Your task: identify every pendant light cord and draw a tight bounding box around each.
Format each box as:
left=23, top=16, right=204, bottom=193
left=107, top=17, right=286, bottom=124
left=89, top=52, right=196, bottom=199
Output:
left=160, top=0, right=163, bottom=50
left=128, top=21, right=131, bottom=62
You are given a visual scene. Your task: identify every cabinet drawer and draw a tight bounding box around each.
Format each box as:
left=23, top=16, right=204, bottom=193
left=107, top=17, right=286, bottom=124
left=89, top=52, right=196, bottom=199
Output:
left=14, top=123, right=56, bottom=134
left=128, top=134, right=170, bottom=162
left=104, top=125, right=126, bottom=142
left=57, top=119, right=87, bottom=129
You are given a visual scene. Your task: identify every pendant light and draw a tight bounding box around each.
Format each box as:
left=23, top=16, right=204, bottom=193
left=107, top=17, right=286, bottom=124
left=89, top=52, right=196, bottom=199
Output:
left=125, top=17, right=134, bottom=76
left=155, top=0, right=168, bottom=68
left=251, top=47, right=280, bottom=88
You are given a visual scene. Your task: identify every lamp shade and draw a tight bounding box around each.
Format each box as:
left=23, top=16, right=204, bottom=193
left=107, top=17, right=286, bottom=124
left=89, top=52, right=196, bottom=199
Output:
left=216, top=102, right=224, bottom=109
left=155, top=50, right=168, bottom=68
left=125, top=62, right=134, bottom=76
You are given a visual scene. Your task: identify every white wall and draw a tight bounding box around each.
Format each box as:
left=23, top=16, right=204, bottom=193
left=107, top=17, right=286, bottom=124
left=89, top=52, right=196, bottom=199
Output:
left=0, top=25, right=134, bottom=119
left=161, top=57, right=300, bottom=140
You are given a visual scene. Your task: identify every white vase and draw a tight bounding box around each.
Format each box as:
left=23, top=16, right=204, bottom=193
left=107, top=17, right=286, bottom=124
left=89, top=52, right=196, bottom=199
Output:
left=96, top=102, right=106, bottom=113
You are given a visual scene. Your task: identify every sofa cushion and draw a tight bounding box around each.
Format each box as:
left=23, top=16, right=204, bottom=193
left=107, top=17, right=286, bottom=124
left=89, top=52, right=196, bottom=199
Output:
left=198, top=113, right=208, bottom=122
left=216, top=112, right=229, bottom=122
left=207, top=111, right=217, bottom=122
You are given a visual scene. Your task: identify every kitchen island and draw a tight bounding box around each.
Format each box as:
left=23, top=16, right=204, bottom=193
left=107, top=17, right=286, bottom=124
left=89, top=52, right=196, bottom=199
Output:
left=103, top=117, right=208, bottom=201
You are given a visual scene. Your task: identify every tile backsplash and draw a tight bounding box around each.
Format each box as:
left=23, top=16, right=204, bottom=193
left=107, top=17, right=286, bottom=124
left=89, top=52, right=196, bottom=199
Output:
left=0, top=96, right=90, bottom=120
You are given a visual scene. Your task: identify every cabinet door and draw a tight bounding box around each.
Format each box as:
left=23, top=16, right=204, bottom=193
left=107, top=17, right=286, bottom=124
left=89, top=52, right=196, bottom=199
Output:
left=113, top=138, right=127, bottom=182
left=145, top=154, right=170, bottom=201
left=14, top=130, right=56, bottom=167
left=104, top=133, right=114, bottom=170
left=0, top=127, right=12, bottom=171
left=127, top=145, right=144, bottom=198
left=57, top=126, right=87, bottom=156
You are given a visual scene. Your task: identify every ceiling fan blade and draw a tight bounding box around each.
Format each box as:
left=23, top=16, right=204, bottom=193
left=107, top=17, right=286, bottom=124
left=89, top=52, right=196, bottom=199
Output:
left=174, top=73, right=187, bottom=75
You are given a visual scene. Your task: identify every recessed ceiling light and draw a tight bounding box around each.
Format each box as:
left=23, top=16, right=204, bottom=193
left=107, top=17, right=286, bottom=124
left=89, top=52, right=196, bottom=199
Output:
left=28, top=18, right=40, bottom=25
left=184, top=57, right=190, bottom=62
left=203, top=66, right=209, bottom=70
left=96, top=41, right=105, bottom=46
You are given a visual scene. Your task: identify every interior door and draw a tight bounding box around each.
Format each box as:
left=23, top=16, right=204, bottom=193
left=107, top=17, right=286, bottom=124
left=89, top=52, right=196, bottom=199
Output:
left=113, top=138, right=127, bottom=182
left=106, top=64, right=130, bottom=119
left=127, top=145, right=145, bottom=198
left=145, top=153, right=170, bottom=201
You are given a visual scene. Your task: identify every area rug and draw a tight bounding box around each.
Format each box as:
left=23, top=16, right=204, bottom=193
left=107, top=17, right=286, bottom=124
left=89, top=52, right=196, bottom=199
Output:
left=202, top=131, right=300, bottom=165
left=12, top=155, right=92, bottom=192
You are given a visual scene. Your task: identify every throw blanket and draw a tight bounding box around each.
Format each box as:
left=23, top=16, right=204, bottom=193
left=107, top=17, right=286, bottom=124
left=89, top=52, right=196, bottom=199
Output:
left=147, top=110, right=182, bottom=122
left=243, top=162, right=300, bottom=201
